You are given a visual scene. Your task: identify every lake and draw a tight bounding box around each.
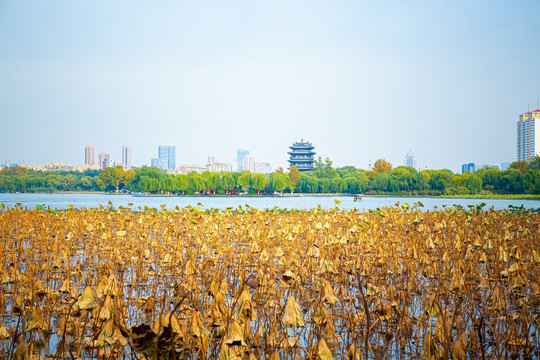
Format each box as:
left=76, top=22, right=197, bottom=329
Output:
left=1, top=193, right=539, bottom=211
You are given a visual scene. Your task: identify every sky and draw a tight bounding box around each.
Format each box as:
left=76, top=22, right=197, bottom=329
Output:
left=1, top=0, right=539, bottom=172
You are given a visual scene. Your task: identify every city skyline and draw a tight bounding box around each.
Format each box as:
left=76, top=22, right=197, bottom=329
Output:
left=1, top=1, right=539, bottom=172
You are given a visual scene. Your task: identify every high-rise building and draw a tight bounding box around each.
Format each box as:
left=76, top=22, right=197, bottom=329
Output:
left=85, top=146, right=95, bottom=165
left=517, top=108, right=540, bottom=162
left=288, top=139, right=315, bottom=171
left=237, top=149, right=250, bottom=171
left=122, top=145, right=131, bottom=169
left=461, top=163, right=475, bottom=174
left=151, top=146, right=176, bottom=169
left=243, top=155, right=255, bottom=172
left=208, top=155, right=217, bottom=164
left=98, top=153, right=110, bottom=170
left=404, top=151, right=416, bottom=168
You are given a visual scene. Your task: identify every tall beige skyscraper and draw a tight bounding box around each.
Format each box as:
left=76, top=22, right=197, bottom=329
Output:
left=85, top=146, right=95, bottom=165
left=122, top=145, right=131, bottom=169
left=517, top=108, right=540, bottom=162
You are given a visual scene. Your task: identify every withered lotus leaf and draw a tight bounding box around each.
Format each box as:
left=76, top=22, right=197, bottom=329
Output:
left=0, top=324, right=10, bottom=339
left=59, top=277, right=70, bottom=293
left=490, top=286, right=507, bottom=311
left=316, top=338, right=334, bottom=360
left=13, top=339, right=28, bottom=360
left=347, top=344, right=362, bottom=360
left=26, top=306, right=48, bottom=331
left=129, top=324, right=158, bottom=357
left=282, top=296, right=304, bottom=327
left=235, top=289, right=256, bottom=323
left=189, top=311, right=210, bottom=338
left=225, top=320, right=247, bottom=347
left=74, top=286, right=97, bottom=311
left=322, top=281, right=339, bottom=305
left=99, top=295, right=114, bottom=322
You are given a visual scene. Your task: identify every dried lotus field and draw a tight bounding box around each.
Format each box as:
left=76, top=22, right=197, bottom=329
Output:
left=0, top=204, right=539, bottom=360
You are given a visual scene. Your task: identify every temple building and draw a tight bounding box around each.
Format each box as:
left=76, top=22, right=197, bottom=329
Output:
left=288, top=139, right=315, bottom=171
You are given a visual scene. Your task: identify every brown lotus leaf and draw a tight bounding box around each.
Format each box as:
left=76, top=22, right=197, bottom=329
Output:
left=235, top=289, right=256, bottom=323
left=322, top=281, right=339, bottom=305
left=26, top=306, right=48, bottom=332
left=74, top=286, right=97, bottom=311
left=490, top=286, right=506, bottom=311
left=347, top=344, right=362, bottom=360
left=225, top=320, right=247, bottom=347
left=423, top=293, right=439, bottom=317
left=59, top=277, right=71, bottom=293
left=129, top=323, right=158, bottom=358
left=316, top=338, right=334, bottom=360
left=189, top=311, right=210, bottom=338
left=13, top=339, right=28, bottom=360
left=208, top=279, right=219, bottom=296
left=282, top=296, right=304, bottom=327
left=99, top=295, right=114, bottom=322
left=0, top=323, right=10, bottom=339
left=452, top=339, right=466, bottom=360
left=220, top=279, right=230, bottom=295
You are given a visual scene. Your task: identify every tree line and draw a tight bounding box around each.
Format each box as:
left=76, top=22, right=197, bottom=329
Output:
left=1, top=156, right=540, bottom=195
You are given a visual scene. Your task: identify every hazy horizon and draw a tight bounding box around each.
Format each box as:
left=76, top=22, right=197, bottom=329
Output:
left=1, top=1, right=539, bottom=172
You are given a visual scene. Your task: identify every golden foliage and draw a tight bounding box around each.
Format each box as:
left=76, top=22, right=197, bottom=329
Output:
left=0, top=205, right=538, bottom=359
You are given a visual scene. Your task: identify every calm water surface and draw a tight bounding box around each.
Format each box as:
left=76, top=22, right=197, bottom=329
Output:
left=1, top=193, right=539, bottom=211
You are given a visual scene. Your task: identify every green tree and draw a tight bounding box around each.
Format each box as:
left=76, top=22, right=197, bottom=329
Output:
left=269, top=172, right=288, bottom=195
left=188, top=171, right=205, bottom=193
left=462, top=174, right=482, bottom=194
left=510, top=161, right=529, bottom=175
left=313, top=157, right=337, bottom=179
left=252, top=173, right=267, bottom=194
left=130, top=167, right=167, bottom=192
left=500, top=168, right=523, bottom=194
left=222, top=172, right=235, bottom=194
left=203, top=171, right=221, bottom=194
left=428, top=170, right=454, bottom=193
left=524, top=169, right=540, bottom=194
left=98, top=166, right=129, bottom=192
left=530, top=155, right=540, bottom=171
left=175, top=174, right=189, bottom=194
left=238, top=172, right=252, bottom=193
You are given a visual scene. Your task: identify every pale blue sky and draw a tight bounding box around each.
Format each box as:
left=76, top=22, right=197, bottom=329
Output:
left=1, top=0, right=539, bottom=172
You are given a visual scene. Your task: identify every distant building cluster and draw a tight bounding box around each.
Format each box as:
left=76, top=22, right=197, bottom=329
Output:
left=85, top=145, right=131, bottom=170
left=156, top=147, right=272, bottom=175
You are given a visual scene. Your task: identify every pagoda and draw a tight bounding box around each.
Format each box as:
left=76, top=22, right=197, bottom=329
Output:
left=288, top=139, right=315, bottom=172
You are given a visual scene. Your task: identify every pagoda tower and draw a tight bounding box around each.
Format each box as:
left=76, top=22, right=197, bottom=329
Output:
left=288, top=139, right=315, bottom=171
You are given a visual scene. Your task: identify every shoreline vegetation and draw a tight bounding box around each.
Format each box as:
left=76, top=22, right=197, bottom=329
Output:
left=1, top=157, right=540, bottom=197
left=0, top=205, right=538, bottom=359
left=4, top=191, right=540, bottom=201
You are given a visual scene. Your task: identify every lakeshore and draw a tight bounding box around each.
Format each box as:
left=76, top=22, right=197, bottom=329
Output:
left=2, top=192, right=539, bottom=212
